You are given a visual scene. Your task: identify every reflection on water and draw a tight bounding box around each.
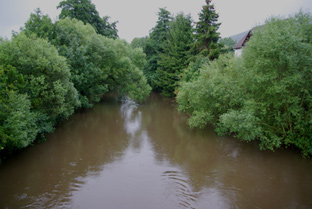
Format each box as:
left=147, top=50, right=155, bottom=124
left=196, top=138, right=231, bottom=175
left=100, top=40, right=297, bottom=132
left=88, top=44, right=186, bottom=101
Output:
left=0, top=93, right=312, bottom=209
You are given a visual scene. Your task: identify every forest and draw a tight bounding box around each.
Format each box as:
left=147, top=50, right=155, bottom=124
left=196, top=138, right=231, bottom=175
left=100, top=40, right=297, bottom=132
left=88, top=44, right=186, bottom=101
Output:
left=0, top=0, right=312, bottom=161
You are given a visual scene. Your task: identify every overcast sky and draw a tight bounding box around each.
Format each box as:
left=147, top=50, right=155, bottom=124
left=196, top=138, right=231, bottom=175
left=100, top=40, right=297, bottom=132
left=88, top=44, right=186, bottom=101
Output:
left=0, top=0, right=311, bottom=42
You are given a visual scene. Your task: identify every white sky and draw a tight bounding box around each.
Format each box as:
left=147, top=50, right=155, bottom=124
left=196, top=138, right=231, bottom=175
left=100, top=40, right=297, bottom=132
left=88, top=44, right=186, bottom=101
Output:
left=0, top=0, right=311, bottom=42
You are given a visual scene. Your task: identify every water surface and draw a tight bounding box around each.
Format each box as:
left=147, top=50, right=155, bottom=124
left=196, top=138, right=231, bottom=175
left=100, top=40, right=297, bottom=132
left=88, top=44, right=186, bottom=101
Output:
left=0, top=93, right=311, bottom=209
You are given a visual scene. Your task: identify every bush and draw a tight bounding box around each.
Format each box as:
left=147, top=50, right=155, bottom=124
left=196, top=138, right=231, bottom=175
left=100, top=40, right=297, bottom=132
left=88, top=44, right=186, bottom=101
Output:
left=177, top=11, right=312, bottom=157
left=0, top=33, right=80, bottom=150
left=0, top=91, right=38, bottom=151
left=54, top=18, right=151, bottom=105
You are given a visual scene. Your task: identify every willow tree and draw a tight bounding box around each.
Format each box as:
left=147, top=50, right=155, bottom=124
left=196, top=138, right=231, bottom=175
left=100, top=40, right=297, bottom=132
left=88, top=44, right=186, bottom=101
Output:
left=53, top=18, right=150, bottom=106
left=178, top=11, right=312, bottom=157
left=0, top=33, right=80, bottom=146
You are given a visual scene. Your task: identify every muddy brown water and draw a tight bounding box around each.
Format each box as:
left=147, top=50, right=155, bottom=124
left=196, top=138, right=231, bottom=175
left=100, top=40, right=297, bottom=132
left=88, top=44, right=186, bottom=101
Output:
left=0, top=93, right=312, bottom=209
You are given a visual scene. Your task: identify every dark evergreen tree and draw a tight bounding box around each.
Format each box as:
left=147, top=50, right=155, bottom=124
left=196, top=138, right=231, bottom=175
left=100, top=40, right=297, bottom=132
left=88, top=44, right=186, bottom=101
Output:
left=57, top=0, right=118, bottom=39
left=100, top=16, right=118, bottom=38
left=144, top=8, right=172, bottom=91
left=192, top=0, right=221, bottom=60
left=157, top=13, right=194, bottom=97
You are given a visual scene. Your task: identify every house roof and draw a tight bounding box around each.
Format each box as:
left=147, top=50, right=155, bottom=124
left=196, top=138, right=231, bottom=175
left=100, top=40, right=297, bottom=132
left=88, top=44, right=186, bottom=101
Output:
left=233, top=30, right=251, bottom=49
left=230, top=30, right=249, bottom=43
left=232, top=25, right=263, bottom=50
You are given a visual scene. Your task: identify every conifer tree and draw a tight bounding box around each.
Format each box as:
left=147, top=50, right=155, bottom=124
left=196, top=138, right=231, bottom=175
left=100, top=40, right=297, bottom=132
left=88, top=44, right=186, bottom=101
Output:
left=144, top=8, right=172, bottom=91
left=157, top=13, right=194, bottom=97
left=192, top=0, right=221, bottom=60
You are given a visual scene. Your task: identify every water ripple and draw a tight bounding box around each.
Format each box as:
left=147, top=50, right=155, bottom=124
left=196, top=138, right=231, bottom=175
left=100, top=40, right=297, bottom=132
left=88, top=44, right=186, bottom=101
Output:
left=162, top=170, right=200, bottom=209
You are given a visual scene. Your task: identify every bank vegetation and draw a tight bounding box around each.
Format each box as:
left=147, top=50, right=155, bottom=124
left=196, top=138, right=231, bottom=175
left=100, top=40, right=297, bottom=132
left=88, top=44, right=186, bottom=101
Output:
left=1, top=0, right=311, bottom=160
left=0, top=0, right=151, bottom=161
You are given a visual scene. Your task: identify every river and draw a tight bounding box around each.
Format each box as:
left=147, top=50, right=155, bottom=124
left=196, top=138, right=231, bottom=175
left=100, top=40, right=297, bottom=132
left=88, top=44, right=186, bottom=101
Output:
left=0, top=93, right=311, bottom=209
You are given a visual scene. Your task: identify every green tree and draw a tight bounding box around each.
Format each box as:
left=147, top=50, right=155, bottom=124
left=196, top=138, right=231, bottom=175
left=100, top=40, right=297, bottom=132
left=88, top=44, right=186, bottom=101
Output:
left=94, top=37, right=151, bottom=102
left=101, top=16, right=118, bottom=39
left=1, top=8, right=151, bottom=161
left=219, top=37, right=236, bottom=53
left=177, top=11, right=312, bottom=157
left=144, top=8, right=172, bottom=91
left=227, top=13, right=312, bottom=156
left=131, top=36, right=149, bottom=49
left=0, top=90, right=38, bottom=153
left=177, top=53, right=242, bottom=128
left=191, top=0, right=221, bottom=60
left=54, top=18, right=150, bottom=104
left=157, top=13, right=194, bottom=97
left=53, top=18, right=108, bottom=107
left=0, top=65, right=38, bottom=154
left=0, top=33, right=80, bottom=138
left=57, top=0, right=118, bottom=39
left=180, top=56, right=210, bottom=83
left=22, top=8, right=55, bottom=40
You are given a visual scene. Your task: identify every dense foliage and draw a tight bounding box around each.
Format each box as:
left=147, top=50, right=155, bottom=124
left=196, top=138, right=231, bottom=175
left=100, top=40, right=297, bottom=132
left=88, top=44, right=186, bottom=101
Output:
left=144, top=8, right=173, bottom=91
left=191, top=0, right=221, bottom=60
left=219, top=37, right=236, bottom=53
left=141, top=0, right=222, bottom=97
left=0, top=8, right=150, bottom=160
left=3, top=0, right=309, bottom=160
left=0, top=34, right=80, bottom=154
left=131, top=36, right=148, bottom=49
left=57, top=0, right=118, bottom=39
left=23, top=8, right=55, bottom=40
left=177, top=12, right=312, bottom=157
left=156, top=13, right=194, bottom=97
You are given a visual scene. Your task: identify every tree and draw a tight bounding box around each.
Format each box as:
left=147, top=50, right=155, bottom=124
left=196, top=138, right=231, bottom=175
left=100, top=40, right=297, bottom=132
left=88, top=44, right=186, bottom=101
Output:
left=22, top=8, right=55, bottom=40
left=1, top=7, right=151, bottom=161
left=230, top=13, right=312, bottom=156
left=0, top=65, right=38, bottom=154
left=131, top=36, right=148, bottom=49
left=177, top=53, right=241, bottom=128
left=177, top=11, right=312, bottom=157
left=0, top=90, right=38, bottom=153
left=53, top=18, right=111, bottom=107
left=192, top=0, right=221, bottom=60
left=144, top=8, right=172, bottom=91
left=0, top=33, right=80, bottom=138
left=219, top=37, right=236, bottom=53
left=93, top=37, right=151, bottom=103
left=54, top=18, right=150, bottom=105
left=157, top=13, right=194, bottom=97
left=180, top=55, right=210, bottom=83
left=100, top=16, right=118, bottom=39
left=57, top=0, right=118, bottom=39
left=0, top=33, right=79, bottom=145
